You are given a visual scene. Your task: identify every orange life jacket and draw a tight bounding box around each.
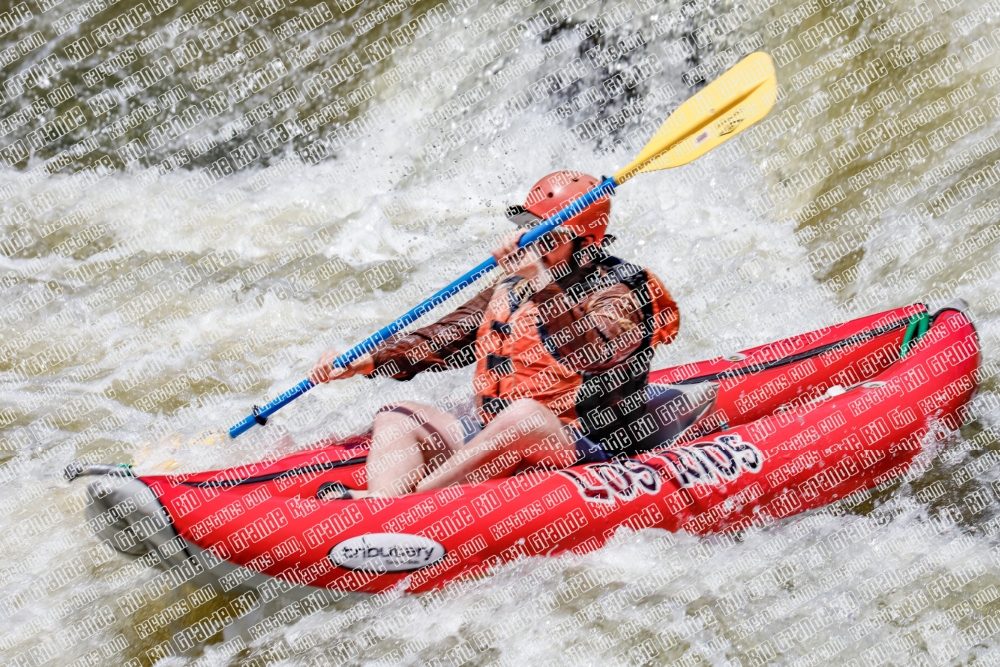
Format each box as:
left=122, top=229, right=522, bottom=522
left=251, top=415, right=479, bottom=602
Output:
left=473, top=255, right=679, bottom=454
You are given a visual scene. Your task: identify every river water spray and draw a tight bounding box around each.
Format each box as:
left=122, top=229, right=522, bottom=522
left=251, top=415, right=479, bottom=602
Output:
left=1, top=0, right=1000, bottom=664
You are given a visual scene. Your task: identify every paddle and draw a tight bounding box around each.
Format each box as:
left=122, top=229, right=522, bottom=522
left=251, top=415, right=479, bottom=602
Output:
left=229, top=52, right=779, bottom=438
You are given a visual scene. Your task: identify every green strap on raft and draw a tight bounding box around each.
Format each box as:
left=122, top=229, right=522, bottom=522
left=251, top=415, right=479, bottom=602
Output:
left=899, top=311, right=930, bottom=358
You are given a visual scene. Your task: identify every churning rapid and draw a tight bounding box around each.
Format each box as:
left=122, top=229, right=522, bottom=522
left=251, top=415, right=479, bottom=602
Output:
left=1, top=0, right=1000, bottom=662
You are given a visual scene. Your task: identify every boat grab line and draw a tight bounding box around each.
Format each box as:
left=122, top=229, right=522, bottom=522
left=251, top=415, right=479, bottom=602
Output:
left=176, top=455, right=368, bottom=488
left=675, top=313, right=918, bottom=385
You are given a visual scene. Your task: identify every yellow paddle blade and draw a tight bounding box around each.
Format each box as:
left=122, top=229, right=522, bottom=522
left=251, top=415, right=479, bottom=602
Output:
left=614, top=52, right=778, bottom=184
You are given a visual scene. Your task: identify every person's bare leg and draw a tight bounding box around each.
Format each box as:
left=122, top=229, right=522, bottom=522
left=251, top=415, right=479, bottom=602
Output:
left=353, top=401, right=466, bottom=498
left=414, top=400, right=579, bottom=492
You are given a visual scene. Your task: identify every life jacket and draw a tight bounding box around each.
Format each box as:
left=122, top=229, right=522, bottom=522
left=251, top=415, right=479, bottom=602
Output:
left=473, top=255, right=679, bottom=456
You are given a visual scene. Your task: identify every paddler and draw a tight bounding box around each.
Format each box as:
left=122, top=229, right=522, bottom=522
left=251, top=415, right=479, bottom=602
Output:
left=310, top=171, right=680, bottom=498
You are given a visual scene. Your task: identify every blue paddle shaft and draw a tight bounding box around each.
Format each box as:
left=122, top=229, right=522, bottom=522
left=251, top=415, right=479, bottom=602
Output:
left=229, top=176, right=617, bottom=437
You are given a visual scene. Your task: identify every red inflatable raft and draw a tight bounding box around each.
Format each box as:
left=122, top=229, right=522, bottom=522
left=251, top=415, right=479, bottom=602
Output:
left=78, top=303, right=979, bottom=595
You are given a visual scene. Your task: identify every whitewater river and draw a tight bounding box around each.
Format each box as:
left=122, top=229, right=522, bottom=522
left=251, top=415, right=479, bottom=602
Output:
left=2, top=0, right=1000, bottom=663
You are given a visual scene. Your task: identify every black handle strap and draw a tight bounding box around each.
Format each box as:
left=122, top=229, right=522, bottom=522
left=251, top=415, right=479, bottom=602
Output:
left=252, top=405, right=267, bottom=426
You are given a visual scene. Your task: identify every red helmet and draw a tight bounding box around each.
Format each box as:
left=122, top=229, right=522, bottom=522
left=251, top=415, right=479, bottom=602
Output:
left=506, top=171, right=610, bottom=245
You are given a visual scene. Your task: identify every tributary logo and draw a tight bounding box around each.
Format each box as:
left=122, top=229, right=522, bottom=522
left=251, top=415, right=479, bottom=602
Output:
left=329, top=533, right=446, bottom=572
left=647, top=434, right=764, bottom=487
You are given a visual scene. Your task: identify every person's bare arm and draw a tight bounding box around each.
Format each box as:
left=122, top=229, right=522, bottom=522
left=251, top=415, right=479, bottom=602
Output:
left=367, top=289, right=491, bottom=378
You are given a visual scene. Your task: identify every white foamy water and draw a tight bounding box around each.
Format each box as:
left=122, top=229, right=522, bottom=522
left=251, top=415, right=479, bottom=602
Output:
left=3, top=0, right=1000, bottom=663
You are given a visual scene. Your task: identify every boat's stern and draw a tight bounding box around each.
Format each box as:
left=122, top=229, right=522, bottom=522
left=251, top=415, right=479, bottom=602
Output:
left=70, top=464, right=191, bottom=566
left=68, top=463, right=306, bottom=598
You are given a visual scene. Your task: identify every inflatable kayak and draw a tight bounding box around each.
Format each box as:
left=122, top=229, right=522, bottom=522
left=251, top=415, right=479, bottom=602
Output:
left=74, top=302, right=979, bottom=595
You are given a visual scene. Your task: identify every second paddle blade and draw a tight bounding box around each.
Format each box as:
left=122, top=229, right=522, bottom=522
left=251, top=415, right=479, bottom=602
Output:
left=615, top=52, right=779, bottom=182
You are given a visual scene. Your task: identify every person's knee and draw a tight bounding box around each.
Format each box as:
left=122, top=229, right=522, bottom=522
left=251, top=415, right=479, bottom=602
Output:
left=504, top=398, right=544, bottom=423
left=396, top=401, right=431, bottom=426
left=505, top=399, right=557, bottom=434
left=374, top=402, right=428, bottom=435
left=445, top=420, right=468, bottom=444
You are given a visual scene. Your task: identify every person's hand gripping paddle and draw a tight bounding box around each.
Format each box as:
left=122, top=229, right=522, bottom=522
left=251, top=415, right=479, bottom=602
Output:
left=229, top=52, right=779, bottom=438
